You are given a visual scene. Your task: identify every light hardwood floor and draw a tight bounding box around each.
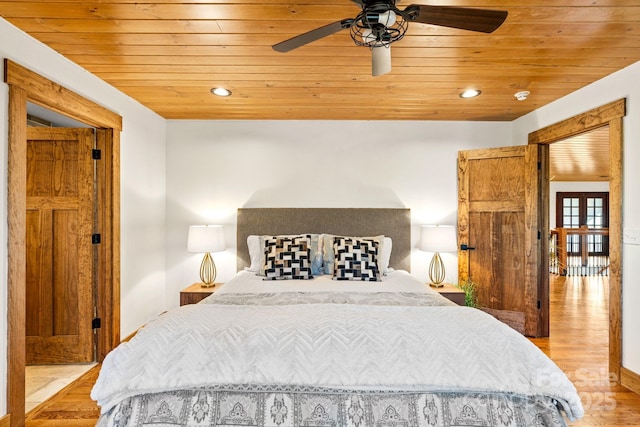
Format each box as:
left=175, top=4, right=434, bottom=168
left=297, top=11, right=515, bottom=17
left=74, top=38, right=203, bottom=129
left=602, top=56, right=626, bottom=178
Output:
left=530, top=275, right=640, bottom=426
left=25, top=365, right=100, bottom=427
left=26, top=364, right=96, bottom=413
left=25, top=275, right=640, bottom=426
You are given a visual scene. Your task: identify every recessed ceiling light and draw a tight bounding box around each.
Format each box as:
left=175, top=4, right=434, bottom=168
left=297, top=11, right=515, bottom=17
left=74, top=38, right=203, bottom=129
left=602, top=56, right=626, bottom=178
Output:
left=211, top=87, right=231, bottom=97
left=459, top=89, right=481, bottom=99
left=514, top=90, right=530, bottom=101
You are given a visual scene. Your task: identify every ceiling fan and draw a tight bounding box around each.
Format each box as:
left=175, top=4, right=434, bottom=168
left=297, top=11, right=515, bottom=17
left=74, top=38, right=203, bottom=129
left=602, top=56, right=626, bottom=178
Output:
left=272, top=0, right=508, bottom=76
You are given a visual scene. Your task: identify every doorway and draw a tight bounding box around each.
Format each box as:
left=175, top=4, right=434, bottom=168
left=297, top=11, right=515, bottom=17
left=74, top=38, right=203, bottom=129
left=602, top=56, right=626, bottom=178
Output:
left=5, top=59, right=122, bottom=427
left=528, top=98, right=624, bottom=379
left=24, top=108, right=99, bottom=412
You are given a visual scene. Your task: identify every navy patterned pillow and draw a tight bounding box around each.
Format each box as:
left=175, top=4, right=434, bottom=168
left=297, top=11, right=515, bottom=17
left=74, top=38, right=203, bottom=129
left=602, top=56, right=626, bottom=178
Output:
left=333, top=236, right=381, bottom=281
left=263, top=236, right=313, bottom=280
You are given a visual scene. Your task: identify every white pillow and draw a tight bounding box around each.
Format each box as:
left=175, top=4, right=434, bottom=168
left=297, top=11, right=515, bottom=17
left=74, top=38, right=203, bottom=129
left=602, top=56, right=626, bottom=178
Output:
left=246, top=235, right=263, bottom=272
left=380, top=236, right=392, bottom=274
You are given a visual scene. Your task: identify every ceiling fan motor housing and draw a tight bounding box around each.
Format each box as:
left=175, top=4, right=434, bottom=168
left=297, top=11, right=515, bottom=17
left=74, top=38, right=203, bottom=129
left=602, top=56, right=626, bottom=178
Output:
left=351, top=0, right=408, bottom=47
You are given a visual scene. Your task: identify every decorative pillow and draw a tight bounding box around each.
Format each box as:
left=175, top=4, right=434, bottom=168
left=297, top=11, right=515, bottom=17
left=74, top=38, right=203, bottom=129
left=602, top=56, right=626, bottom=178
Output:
left=263, top=236, right=314, bottom=280
left=322, top=234, right=384, bottom=275
left=247, top=234, right=322, bottom=275
left=332, top=236, right=381, bottom=281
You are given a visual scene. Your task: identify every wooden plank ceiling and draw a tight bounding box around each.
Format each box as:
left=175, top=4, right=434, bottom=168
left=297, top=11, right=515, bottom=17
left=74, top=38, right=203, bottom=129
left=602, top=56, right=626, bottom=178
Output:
left=550, top=126, right=610, bottom=182
left=1, top=0, right=639, bottom=121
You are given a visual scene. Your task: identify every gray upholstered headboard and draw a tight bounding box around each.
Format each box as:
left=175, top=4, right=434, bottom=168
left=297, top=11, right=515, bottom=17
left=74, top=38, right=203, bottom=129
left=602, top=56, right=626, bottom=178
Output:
left=236, top=208, right=411, bottom=272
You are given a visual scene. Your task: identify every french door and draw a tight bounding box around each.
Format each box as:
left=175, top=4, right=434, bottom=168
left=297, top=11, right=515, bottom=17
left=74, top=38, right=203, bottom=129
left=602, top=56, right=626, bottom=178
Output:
left=556, top=192, right=609, bottom=256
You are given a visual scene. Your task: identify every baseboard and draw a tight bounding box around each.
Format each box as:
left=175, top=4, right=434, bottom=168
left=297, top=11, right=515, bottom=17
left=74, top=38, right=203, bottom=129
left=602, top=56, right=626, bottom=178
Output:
left=621, top=367, right=640, bottom=395
left=0, top=413, right=10, bottom=427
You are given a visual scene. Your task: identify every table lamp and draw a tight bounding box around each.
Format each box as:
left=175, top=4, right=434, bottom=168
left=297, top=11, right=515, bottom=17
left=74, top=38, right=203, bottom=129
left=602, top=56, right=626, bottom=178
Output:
left=419, top=225, right=457, bottom=287
left=187, top=225, right=226, bottom=288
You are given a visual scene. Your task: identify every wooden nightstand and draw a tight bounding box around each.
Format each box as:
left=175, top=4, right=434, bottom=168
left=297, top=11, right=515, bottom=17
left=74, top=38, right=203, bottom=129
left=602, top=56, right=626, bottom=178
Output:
left=180, top=283, right=221, bottom=306
left=430, top=283, right=466, bottom=306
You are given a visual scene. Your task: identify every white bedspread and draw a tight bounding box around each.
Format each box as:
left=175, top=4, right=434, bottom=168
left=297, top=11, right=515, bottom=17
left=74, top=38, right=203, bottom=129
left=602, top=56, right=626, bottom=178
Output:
left=91, top=272, right=583, bottom=421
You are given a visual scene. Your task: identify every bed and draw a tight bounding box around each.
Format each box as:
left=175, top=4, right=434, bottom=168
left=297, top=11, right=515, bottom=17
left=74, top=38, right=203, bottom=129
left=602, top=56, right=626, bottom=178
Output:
left=91, top=208, right=583, bottom=427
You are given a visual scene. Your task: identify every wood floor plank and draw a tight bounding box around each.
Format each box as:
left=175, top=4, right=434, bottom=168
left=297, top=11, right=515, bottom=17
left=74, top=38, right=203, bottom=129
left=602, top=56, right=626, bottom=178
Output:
left=25, top=365, right=100, bottom=425
left=24, top=275, right=640, bottom=426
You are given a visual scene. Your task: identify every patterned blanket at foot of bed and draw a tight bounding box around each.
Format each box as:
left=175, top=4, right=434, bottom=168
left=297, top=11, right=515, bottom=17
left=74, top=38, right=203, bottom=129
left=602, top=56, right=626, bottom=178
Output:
left=98, top=387, right=569, bottom=427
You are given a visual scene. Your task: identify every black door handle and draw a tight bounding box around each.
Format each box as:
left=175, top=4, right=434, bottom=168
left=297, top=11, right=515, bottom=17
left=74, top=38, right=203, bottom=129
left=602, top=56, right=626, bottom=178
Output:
left=461, top=244, right=475, bottom=251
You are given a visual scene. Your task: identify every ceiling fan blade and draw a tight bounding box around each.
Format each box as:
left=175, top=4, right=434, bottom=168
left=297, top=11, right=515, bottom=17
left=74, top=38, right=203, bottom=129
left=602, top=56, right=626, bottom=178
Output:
left=405, top=5, right=507, bottom=33
left=372, top=46, right=391, bottom=77
left=272, top=19, right=354, bottom=52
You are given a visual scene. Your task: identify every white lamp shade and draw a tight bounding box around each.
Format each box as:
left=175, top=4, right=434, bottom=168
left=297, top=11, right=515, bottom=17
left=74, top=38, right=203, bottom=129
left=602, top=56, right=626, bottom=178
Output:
left=419, top=225, right=457, bottom=253
left=187, top=225, right=226, bottom=253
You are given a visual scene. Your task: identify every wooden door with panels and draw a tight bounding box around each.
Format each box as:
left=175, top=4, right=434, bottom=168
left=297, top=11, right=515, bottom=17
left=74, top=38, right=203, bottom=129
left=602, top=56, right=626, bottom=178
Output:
left=458, top=145, right=548, bottom=338
left=26, top=127, right=96, bottom=364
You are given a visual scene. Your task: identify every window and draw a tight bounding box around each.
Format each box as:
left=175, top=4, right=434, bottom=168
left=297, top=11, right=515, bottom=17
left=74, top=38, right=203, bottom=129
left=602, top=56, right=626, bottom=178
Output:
left=556, top=192, right=609, bottom=256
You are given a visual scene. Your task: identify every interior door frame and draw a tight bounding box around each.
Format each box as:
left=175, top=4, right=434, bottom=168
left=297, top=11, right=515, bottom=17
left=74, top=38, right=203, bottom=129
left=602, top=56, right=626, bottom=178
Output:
left=528, top=98, right=625, bottom=379
left=4, top=59, right=122, bottom=427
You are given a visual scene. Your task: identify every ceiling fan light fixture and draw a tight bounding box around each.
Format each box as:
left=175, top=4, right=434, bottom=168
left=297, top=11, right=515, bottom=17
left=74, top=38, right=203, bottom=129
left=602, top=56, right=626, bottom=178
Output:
left=211, top=87, right=232, bottom=97
left=460, top=89, right=481, bottom=99
left=350, top=6, right=407, bottom=48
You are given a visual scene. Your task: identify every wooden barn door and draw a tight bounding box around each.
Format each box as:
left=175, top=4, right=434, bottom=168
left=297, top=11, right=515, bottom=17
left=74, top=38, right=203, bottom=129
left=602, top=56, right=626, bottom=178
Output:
left=458, top=145, right=548, bottom=337
left=26, top=127, right=95, bottom=364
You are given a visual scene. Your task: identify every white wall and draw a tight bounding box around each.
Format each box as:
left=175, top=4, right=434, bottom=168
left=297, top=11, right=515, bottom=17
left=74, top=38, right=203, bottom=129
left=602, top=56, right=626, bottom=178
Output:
left=512, top=60, right=640, bottom=375
left=0, top=17, right=168, bottom=414
left=165, top=120, right=512, bottom=305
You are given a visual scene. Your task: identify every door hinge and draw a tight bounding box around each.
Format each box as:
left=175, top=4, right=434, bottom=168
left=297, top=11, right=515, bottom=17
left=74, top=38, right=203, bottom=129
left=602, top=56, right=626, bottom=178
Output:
left=92, top=233, right=101, bottom=244
left=537, top=300, right=541, bottom=309
left=92, top=149, right=101, bottom=160
left=538, top=230, right=541, bottom=240
left=92, top=317, right=101, bottom=329
left=537, top=161, right=541, bottom=170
